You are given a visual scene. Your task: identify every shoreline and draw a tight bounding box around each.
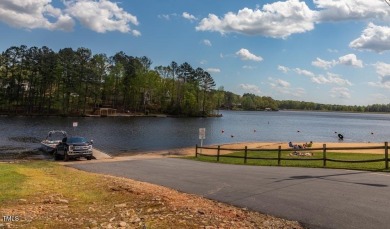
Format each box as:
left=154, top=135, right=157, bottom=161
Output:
left=1, top=141, right=387, bottom=163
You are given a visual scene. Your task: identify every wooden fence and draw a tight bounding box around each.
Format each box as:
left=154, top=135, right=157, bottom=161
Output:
left=195, top=142, right=389, bottom=169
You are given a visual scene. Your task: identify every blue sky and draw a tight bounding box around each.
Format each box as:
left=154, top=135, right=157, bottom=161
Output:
left=1, top=0, right=390, bottom=106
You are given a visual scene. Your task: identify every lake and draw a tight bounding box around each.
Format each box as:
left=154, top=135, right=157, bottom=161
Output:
left=1, top=110, right=390, bottom=155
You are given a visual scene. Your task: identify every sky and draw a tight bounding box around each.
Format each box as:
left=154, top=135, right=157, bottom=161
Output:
left=1, top=0, right=390, bottom=106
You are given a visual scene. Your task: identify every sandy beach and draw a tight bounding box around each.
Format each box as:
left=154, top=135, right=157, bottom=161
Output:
left=116, top=141, right=389, bottom=158
left=194, top=141, right=388, bottom=155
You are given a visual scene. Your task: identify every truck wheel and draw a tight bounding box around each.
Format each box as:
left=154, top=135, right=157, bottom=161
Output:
left=54, top=150, right=60, bottom=161
left=87, top=156, right=92, bottom=160
left=64, top=151, right=69, bottom=162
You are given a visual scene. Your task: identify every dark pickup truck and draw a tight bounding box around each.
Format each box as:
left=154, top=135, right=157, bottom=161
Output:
left=54, top=136, right=93, bottom=161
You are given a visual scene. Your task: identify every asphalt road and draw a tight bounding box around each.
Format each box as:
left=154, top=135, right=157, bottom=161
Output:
left=70, top=158, right=390, bottom=229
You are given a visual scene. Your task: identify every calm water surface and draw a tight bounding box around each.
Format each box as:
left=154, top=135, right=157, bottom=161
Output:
left=1, top=110, right=390, bottom=155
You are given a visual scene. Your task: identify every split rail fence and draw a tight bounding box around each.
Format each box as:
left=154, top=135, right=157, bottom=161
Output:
left=195, top=142, right=389, bottom=169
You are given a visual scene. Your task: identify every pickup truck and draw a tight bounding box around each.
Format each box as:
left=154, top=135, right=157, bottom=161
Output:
left=54, top=136, right=93, bottom=161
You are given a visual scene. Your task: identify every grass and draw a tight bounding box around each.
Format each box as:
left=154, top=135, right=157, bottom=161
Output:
left=191, top=150, right=390, bottom=172
left=0, top=161, right=105, bottom=205
left=0, top=164, right=28, bottom=202
left=0, top=161, right=112, bottom=228
left=0, top=161, right=155, bottom=228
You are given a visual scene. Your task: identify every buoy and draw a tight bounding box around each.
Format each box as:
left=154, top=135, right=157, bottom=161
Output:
left=338, top=134, right=344, bottom=140
left=371, top=132, right=374, bottom=135
left=297, top=130, right=300, bottom=133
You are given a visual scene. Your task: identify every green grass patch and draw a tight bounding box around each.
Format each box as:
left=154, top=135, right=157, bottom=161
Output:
left=0, top=164, right=28, bottom=202
left=0, top=161, right=107, bottom=206
left=191, top=150, right=389, bottom=172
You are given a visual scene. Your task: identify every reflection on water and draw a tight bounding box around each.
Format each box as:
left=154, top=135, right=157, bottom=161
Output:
left=1, top=111, right=390, bottom=155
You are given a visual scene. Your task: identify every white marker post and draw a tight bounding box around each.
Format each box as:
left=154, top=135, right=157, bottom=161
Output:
left=73, top=122, right=78, bottom=134
left=199, top=128, right=206, bottom=154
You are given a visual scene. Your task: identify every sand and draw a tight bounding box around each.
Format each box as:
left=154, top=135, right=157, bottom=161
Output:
left=195, top=141, right=388, bottom=155
left=58, top=141, right=388, bottom=165
left=119, top=141, right=388, bottom=158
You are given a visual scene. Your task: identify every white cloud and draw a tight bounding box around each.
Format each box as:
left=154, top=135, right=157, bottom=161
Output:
left=294, top=68, right=315, bottom=77
left=330, top=87, right=351, bottom=99
left=202, top=39, right=212, bottom=46
left=64, top=0, right=140, bottom=35
left=368, top=81, right=390, bottom=89
left=314, top=0, right=389, bottom=22
left=196, top=0, right=315, bottom=38
left=291, top=87, right=306, bottom=97
left=206, top=68, right=220, bottom=73
left=349, top=23, right=390, bottom=53
left=374, top=62, right=390, bottom=77
left=0, top=0, right=74, bottom=31
left=182, top=12, right=198, bottom=21
left=311, top=58, right=336, bottom=70
left=196, top=1, right=390, bottom=40
left=269, top=77, right=305, bottom=97
left=239, top=84, right=261, bottom=94
left=278, top=65, right=290, bottom=73
left=338, top=54, right=363, bottom=68
left=158, top=13, right=178, bottom=21
left=369, top=62, right=390, bottom=89
left=369, top=93, right=389, bottom=103
left=243, top=65, right=257, bottom=70
left=327, top=49, right=338, bottom=53
left=311, top=54, right=363, bottom=69
left=158, top=14, right=171, bottom=20
left=236, top=48, right=263, bottom=62
left=288, top=66, right=352, bottom=87
left=311, top=72, right=352, bottom=86
left=276, top=79, right=290, bottom=88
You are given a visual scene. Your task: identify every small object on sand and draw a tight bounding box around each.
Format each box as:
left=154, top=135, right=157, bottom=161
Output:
left=289, top=152, right=313, bottom=157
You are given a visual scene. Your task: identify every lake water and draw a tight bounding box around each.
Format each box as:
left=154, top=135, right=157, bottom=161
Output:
left=1, top=110, right=390, bottom=155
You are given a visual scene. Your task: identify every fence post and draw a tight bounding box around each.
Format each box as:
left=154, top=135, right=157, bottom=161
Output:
left=385, top=142, right=388, bottom=170
left=195, top=144, right=198, bottom=158
left=217, top=145, right=220, bottom=162
left=244, top=146, right=248, bottom=164
left=323, top=144, right=327, bottom=167
left=278, top=146, right=281, bottom=166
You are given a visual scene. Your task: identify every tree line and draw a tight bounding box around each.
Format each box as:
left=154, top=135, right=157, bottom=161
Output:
left=232, top=93, right=390, bottom=113
left=1, top=45, right=389, bottom=117
left=0, top=45, right=218, bottom=116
